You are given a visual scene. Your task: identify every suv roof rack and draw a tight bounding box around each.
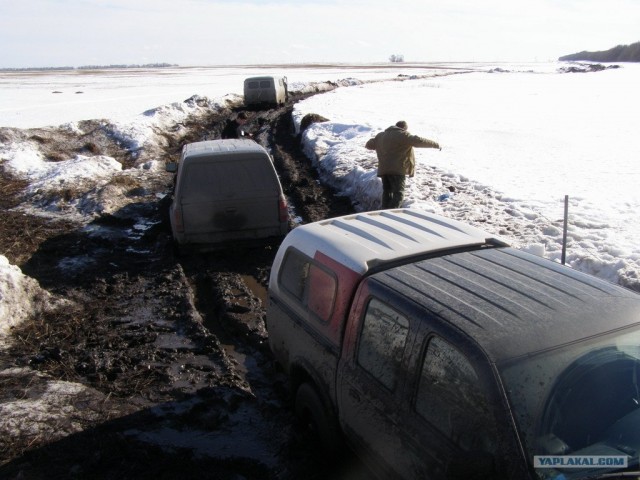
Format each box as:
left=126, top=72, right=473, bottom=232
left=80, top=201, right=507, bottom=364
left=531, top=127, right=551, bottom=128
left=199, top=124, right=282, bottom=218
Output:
left=284, top=209, right=508, bottom=275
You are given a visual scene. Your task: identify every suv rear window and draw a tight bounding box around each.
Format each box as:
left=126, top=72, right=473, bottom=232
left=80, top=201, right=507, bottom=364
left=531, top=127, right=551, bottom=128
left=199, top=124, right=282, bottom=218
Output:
left=181, top=157, right=277, bottom=202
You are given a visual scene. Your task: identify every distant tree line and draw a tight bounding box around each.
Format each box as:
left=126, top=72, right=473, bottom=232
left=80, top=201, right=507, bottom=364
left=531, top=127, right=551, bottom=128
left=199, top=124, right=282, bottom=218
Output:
left=77, top=63, right=178, bottom=70
left=559, top=41, right=640, bottom=62
left=0, top=63, right=178, bottom=72
left=0, top=66, right=75, bottom=72
left=389, top=54, right=404, bottom=63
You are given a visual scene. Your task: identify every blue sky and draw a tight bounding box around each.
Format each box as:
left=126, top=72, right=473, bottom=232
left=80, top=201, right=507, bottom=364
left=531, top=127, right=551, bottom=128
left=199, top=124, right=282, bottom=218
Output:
left=1, top=0, right=639, bottom=68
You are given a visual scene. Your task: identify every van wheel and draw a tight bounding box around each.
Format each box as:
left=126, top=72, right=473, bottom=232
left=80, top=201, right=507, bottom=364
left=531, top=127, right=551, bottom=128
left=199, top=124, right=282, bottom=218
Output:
left=295, top=382, right=342, bottom=454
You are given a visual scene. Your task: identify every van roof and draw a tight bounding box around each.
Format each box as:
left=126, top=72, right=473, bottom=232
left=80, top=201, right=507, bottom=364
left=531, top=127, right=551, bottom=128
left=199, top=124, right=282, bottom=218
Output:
left=182, top=139, right=267, bottom=159
left=377, top=247, right=640, bottom=362
left=244, top=75, right=284, bottom=82
left=282, top=209, right=507, bottom=275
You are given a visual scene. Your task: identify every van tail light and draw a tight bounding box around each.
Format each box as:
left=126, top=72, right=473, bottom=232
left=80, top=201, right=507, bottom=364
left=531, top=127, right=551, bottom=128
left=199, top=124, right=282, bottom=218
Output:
left=278, top=195, right=289, bottom=223
left=172, top=207, right=184, bottom=233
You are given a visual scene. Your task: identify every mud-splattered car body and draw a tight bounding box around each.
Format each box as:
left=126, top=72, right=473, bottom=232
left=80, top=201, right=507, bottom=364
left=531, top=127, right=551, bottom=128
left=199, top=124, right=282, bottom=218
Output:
left=266, top=209, right=640, bottom=479
left=166, top=139, right=289, bottom=249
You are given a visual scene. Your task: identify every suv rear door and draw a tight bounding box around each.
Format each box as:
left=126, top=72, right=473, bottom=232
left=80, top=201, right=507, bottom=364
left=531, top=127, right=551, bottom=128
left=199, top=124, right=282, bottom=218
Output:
left=337, top=279, right=421, bottom=478
left=338, top=276, right=514, bottom=479
left=401, top=326, right=503, bottom=478
left=179, top=154, right=282, bottom=240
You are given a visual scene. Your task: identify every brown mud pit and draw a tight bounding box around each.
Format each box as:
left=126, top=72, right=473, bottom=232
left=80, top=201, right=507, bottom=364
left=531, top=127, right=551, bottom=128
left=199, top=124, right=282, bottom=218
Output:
left=0, top=96, right=370, bottom=479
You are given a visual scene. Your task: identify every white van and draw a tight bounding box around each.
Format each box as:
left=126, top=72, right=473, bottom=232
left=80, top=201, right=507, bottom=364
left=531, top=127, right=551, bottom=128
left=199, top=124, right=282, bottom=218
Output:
left=243, top=76, right=288, bottom=106
left=166, top=139, right=289, bottom=249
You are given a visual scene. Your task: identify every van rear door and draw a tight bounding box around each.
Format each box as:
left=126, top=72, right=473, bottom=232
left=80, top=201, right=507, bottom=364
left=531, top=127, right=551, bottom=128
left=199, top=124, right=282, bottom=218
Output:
left=178, top=154, right=283, bottom=242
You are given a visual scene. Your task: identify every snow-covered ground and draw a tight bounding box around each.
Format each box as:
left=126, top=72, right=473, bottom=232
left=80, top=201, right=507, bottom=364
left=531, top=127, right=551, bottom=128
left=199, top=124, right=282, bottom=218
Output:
left=1, top=61, right=639, bottom=346
left=292, top=62, right=640, bottom=290
left=0, top=64, right=459, bottom=129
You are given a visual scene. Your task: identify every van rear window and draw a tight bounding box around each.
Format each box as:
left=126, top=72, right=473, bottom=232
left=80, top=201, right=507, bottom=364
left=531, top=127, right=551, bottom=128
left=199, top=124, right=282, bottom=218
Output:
left=247, top=81, right=259, bottom=89
left=181, top=157, right=278, bottom=202
left=259, top=80, right=271, bottom=88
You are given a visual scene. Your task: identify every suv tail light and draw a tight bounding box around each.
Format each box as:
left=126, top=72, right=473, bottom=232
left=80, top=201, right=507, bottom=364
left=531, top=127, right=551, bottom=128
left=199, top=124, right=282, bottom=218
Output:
left=278, top=195, right=289, bottom=223
left=172, top=207, right=184, bottom=233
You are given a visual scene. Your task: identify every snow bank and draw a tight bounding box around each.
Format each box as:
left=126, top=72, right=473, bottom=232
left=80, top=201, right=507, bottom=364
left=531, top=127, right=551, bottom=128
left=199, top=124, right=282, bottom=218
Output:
left=7, top=152, right=123, bottom=194
left=0, top=256, right=56, bottom=345
left=0, top=368, right=108, bottom=445
left=3, top=149, right=125, bottom=219
left=108, top=93, right=243, bottom=159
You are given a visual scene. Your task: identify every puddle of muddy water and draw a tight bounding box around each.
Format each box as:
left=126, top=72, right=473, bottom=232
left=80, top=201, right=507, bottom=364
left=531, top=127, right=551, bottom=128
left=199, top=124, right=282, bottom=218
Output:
left=240, top=274, right=267, bottom=305
left=154, top=333, right=198, bottom=352
left=82, top=223, right=130, bottom=240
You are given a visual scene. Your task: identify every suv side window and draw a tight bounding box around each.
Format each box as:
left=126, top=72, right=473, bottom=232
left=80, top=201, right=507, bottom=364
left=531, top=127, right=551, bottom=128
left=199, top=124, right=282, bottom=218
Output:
left=416, top=336, right=497, bottom=452
left=357, top=298, right=409, bottom=391
left=279, top=248, right=336, bottom=323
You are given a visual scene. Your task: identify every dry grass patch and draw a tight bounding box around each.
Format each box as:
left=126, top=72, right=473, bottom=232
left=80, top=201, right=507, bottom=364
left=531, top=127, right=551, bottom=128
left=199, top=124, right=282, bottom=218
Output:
left=108, top=174, right=141, bottom=189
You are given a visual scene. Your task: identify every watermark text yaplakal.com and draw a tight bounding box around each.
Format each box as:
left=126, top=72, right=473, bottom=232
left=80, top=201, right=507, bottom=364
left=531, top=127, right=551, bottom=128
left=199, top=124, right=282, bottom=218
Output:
left=534, top=455, right=628, bottom=469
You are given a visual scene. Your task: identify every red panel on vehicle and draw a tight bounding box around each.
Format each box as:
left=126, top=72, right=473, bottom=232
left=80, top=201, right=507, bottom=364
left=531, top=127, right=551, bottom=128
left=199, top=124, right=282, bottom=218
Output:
left=308, top=264, right=335, bottom=321
left=313, top=250, right=363, bottom=346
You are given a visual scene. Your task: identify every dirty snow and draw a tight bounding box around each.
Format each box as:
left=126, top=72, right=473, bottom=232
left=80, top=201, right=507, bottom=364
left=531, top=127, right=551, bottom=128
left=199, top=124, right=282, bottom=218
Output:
left=0, top=255, right=89, bottom=445
left=0, top=255, right=57, bottom=344
left=0, top=368, right=106, bottom=441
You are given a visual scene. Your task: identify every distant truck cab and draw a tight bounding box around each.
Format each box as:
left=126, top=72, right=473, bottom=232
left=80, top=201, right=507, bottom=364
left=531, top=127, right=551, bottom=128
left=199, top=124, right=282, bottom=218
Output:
left=244, top=76, right=288, bottom=106
left=165, top=139, right=289, bottom=251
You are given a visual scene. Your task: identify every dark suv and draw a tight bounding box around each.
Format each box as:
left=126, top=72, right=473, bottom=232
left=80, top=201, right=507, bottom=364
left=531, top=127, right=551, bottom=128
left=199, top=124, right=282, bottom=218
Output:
left=267, top=208, right=640, bottom=479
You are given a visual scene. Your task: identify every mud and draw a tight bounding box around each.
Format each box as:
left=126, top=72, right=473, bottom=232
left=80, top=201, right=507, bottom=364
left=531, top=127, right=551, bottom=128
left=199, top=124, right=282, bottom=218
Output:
left=0, top=95, right=372, bottom=478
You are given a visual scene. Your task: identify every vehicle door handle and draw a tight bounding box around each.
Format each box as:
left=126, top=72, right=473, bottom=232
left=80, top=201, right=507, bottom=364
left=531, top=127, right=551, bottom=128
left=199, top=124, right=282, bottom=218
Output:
left=349, top=388, right=361, bottom=402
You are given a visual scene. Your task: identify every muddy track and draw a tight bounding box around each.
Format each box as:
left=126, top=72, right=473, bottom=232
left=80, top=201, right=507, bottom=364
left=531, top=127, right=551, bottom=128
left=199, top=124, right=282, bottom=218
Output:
left=0, top=96, right=371, bottom=479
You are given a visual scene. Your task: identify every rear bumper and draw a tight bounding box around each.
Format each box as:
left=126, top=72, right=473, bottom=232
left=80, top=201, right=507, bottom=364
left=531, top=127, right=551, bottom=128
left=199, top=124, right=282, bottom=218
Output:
left=174, top=222, right=289, bottom=248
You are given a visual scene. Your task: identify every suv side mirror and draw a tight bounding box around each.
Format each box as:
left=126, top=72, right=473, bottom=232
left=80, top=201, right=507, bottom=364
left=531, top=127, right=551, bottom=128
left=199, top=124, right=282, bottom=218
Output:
left=165, top=162, right=178, bottom=173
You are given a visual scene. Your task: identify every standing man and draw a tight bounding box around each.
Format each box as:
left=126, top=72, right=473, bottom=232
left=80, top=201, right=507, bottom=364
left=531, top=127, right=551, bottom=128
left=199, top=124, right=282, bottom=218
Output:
left=365, top=120, right=441, bottom=209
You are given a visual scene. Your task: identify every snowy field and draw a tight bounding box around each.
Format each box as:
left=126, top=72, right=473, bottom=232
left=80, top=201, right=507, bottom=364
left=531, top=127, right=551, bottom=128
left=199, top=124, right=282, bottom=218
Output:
left=1, top=61, right=639, bottom=344
left=292, top=62, right=640, bottom=290
left=0, top=64, right=462, bottom=128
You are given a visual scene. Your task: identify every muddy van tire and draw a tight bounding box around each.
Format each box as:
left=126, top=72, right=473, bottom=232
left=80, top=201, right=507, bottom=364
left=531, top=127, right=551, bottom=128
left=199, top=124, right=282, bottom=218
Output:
left=295, top=382, right=342, bottom=454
